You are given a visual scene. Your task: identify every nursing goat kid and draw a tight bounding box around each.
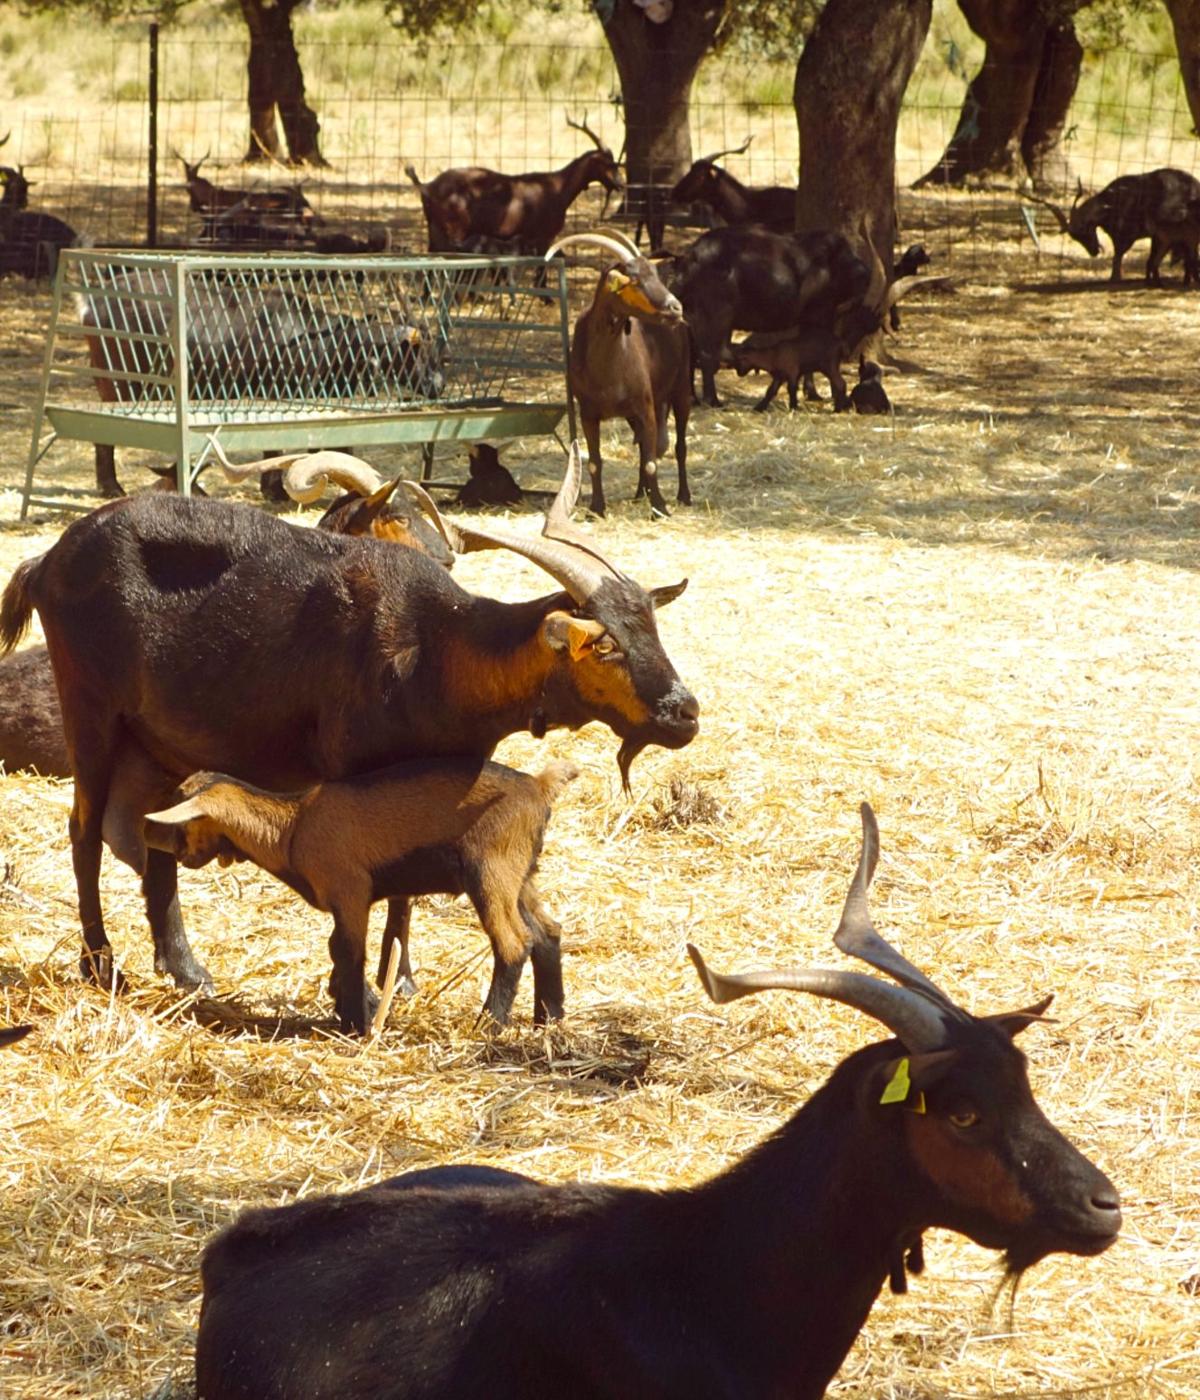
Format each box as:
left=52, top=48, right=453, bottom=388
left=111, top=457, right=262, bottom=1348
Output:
left=0, top=448, right=698, bottom=1032
left=146, top=758, right=577, bottom=1027
left=547, top=228, right=690, bottom=519
left=194, top=804, right=1120, bottom=1400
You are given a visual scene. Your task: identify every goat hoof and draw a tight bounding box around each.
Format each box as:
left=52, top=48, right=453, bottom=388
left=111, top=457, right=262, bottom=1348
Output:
left=80, top=948, right=127, bottom=994
left=533, top=1000, right=565, bottom=1026
left=752, top=402, right=770, bottom=414
left=97, top=480, right=125, bottom=500
left=676, top=491, right=692, bottom=508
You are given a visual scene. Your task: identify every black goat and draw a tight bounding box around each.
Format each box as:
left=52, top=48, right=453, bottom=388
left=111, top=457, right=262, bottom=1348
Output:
left=669, top=136, right=794, bottom=233
left=456, top=443, right=522, bottom=507
left=850, top=358, right=890, bottom=415
left=1031, top=169, right=1200, bottom=282
left=672, top=225, right=871, bottom=406
left=0, top=166, right=76, bottom=279
left=194, top=804, right=1120, bottom=1400
left=548, top=228, right=690, bottom=517
left=408, top=112, right=621, bottom=257
left=0, top=448, right=697, bottom=1031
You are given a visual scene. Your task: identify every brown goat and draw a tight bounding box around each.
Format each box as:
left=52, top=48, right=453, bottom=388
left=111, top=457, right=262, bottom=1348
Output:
left=406, top=113, right=622, bottom=256
left=547, top=228, right=690, bottom=518
left=727, top=327, right=850, bottom=412
left=145, top=758, right=578, bottom=1028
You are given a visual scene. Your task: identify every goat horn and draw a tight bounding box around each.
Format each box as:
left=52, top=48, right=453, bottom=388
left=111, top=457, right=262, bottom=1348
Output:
left=565, top=109, right=605, bottom=151
left=545, top=232, right=636, bottom=265
left=860, top=219, right=888, bottom=314
left=880, top=273, right=956, bottom=317
left=697, top=133, right=753, bottom=166
left=1025, top=191, right=1072, bottom=234
left=688, top=946, right=954, bottom=1053
left=452, top=444, right=625, bottom=604
left=0, top=132, right=9, bottom=149
left=589, top=225, right=642, bottom=258
left=396, top=479, right=463, bottom=553
left=832, top=804, right=961, bottom=1013
left=280, top=453, right=385, bottom=503
left=0, top=1025, right=31, bottom=1048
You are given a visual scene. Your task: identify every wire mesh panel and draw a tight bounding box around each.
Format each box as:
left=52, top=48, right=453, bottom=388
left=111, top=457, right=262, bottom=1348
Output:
left=22, top=248, right=572, bottom=515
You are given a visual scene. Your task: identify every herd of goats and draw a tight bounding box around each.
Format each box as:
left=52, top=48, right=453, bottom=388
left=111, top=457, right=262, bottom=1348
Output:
left=0, top=112, right=1165, bottom=1400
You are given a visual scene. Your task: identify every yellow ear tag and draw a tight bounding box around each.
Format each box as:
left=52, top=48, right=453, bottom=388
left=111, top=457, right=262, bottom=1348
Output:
left=880, top=1057, right=911, bottom=1106
left=606, top=270, right=630, bottom=293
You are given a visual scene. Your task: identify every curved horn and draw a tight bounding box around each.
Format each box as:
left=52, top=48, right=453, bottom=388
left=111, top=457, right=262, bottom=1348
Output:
left=453, top=443, right=627, bottom=603
left=881, top=273, right=955, bottom=317
left=697, top=133, right=753, bottom=166
left=214, top=449, right=318, bottom=484
left=1025, top=191, right=1072, bottom=235
left=565, top=110, right=605, bottom=151
left=833, top=804, right=960, bottom=1012
left=545, top=232, right=637, bottom=265
left=860, top=219, right=888, bottom=314
left=687, top=946, right=954, bottom=1053
left=588, top=225, right=642, bottom=258
left=280, top=453, right=385, bottom=503
left=396, top=479, right=463, bottom=553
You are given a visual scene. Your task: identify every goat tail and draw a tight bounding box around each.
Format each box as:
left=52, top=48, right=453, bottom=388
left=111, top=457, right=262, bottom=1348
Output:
left=404, top=164, right=424, bottom=193
left=0, top=556, right=42, bottom=657
left=536, top=759, right=580, bottom=804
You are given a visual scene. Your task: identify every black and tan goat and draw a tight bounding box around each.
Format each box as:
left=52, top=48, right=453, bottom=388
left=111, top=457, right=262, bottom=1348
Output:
left=407, top=113, right=622, bottom=257
left=547, top=228, right=690, bottom=518
left=669, top=136, right=795, bottom=233
left=194, top=804, right=1120, bottom=1400
left=145, top=758, right=577, bottom=1029
left=0, top=447, right=696, bottom=1031
left=0, top=454, right=455, bottom=784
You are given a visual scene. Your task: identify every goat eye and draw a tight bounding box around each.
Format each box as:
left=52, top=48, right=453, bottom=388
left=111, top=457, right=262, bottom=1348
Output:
left=592, top=636, right=619, bottom=657
left=948, top=1109, right=981, bottom=1130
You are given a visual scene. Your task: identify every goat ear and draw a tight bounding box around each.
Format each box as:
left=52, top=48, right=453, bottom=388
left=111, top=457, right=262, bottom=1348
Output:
left=874, top=1049, right=958, bottom=1111
left=605, top=269, right=632, bottom=293
left=542, top=611, right=606, bottom=660
left=145, top=796, right=212, bottom=826
left=985, top=994, right=1055, bottom=1039
left=649, top=578, right=688, bottom=609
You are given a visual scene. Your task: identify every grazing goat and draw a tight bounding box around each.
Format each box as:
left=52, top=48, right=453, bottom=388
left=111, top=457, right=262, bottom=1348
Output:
left=850, top=358, right=890, bottom=415
left=193, top=804, right=1120, bottom=1400
left=0, top=455, right=455, bottom=784
left=0, top=447, right=697, bottom=1031
left=145, top=758, right=576, bottom=1029
left=0, top=1025, right=32, bottom=1048
left=669, top=135, right=795, bottom=233
left=407, top=112, right=623, bottom=257
left=547, top=228, right=690, bottom=518
left=0, top=166, right=76, bottom=279
left=1031, top=169, right=1200, bottom=282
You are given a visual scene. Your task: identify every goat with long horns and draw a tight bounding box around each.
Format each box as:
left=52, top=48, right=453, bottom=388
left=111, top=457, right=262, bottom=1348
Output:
left=193, top=803, right=1120, bottom=1397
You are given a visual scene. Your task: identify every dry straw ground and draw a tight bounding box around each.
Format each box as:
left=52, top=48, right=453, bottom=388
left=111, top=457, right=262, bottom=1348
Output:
left=0, top=208, right=1198, bottom=1399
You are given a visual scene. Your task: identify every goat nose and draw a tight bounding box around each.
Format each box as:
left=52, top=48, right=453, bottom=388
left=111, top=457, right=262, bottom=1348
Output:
left=674, top=692, right=700, bottom=728
left=1090, top=1185, right=1121, bottom=1218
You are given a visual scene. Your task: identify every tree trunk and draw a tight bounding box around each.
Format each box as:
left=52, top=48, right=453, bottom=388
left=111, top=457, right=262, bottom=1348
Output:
left=794, top=0, right=933, bottom=277
left=238, top=0, right=327, bottom=167
left=1021, top=19, right=1083, bottom=190
left=918, top=0, right=1090, bottom=189
left=597, top=0, right=725, bottom=240
left=1164, top=0, right=1200, bottom=139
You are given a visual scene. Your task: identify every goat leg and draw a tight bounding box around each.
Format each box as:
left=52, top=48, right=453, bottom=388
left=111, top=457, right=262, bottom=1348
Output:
left=376, top=897, right=417, bottom=997
left=520, top=885, right=564, bottom=1024
left=69, top=784, right=125, bottom=992
left=94, top=444, right=124, bottom=500
left=753, top=376, right=784, bottom=413
left=470, top=886, right=533, bottom=1027
left=327, top=911, right=377, bottom=1035
left=582, top=416, right=607, bottom=517
left=144, top=848, right=213, bottom=990
left=829, top=365, right=852, bottom=413
left=673, top=395, right=691, bottom=506
left=803, top=373, right=823, bottom=402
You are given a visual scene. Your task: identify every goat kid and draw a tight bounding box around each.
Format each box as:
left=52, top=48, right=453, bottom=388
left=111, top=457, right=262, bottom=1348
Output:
left=548, top=228, right=690, bottom=518
left=146, top=758, right=577, bottom=1029
left=850, top=358, right=890, bottom=415
left=0, top=446, right=697, bottom=1030
left=194, top=804, right=1120, bottom=1400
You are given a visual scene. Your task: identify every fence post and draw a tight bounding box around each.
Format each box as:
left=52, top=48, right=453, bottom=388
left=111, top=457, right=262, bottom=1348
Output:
left=147, top=22, right=159, bottom=249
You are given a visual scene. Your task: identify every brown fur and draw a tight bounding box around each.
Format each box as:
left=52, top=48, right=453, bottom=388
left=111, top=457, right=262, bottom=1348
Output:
left=146, top=758, right=579, bottom=1029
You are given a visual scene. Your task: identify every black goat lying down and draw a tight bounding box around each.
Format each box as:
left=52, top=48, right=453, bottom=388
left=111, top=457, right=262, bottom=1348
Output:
left=194, top=805, right=1120, bottom=1400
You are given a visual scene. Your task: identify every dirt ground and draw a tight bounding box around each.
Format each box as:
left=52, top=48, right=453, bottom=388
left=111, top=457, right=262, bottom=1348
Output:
left=0, top=206, right=1197, bottom=1399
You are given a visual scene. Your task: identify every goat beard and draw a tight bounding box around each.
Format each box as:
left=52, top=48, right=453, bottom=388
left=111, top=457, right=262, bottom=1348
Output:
left=617, top=737, right=647, bottom=795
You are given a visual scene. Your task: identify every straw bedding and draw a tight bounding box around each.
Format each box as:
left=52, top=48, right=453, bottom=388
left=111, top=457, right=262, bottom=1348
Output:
left=0, top=246, right=1197, bottom=1398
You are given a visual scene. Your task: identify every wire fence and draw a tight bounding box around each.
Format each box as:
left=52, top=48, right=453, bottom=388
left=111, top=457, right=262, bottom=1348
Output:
left=1, top=31, right=1198, bottom=277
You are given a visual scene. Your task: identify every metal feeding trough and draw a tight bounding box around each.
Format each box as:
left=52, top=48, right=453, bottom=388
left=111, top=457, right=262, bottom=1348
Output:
left=22, top=248, right=575, bottom=516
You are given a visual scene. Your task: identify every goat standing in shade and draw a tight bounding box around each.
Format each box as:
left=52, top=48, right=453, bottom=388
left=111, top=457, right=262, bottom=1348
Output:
left=669, top=135, right=795, bottom=234
left=194, top=804, right=1120, bottom=1400
left=547, top=228, right=691, bottom=518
